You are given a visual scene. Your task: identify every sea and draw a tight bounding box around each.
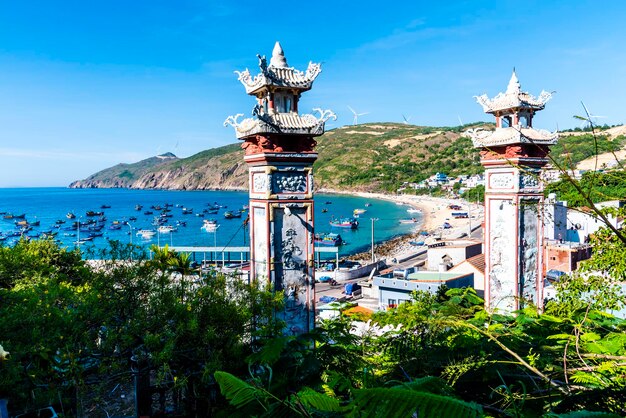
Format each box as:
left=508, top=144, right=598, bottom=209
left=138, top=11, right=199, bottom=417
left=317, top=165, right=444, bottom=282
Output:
left=0, top=188, right=421, bottom=258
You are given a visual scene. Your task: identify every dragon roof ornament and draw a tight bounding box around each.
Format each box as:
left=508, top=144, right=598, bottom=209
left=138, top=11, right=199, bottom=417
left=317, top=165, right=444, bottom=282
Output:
left=234, top=42, right=322, bottom=95
left=224, top=109, right=336, bottom=140
left=474, top=70, right=554, bottom=113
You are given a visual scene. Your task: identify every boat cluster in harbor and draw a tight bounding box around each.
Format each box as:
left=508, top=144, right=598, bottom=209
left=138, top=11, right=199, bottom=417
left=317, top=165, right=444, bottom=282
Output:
left=0, top=200, right=250, bottom=247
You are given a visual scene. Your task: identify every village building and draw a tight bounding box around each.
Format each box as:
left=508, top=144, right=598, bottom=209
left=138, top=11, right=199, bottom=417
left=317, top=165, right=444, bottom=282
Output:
left=373, top=271, right=474, bottom=309
left=426, top=239, right=482, bottom=271
left=449, top=253, right=486, bottom=297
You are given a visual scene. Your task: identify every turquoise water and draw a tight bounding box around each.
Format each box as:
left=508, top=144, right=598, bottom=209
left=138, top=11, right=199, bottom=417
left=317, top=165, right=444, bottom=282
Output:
left=0, top=188, right=420, bottom=257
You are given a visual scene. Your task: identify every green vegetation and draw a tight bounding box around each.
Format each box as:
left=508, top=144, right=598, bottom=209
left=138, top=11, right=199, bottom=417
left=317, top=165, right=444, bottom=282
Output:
left=551, top=134, right=626, bottom=169
left=461, top=184, right=485, bottom=203
left=1, top=224, right=625, bottom=416
left=546, top=170, right=626, bottom=207
left=314, top=123, right=484, bottom=192
left=0, top=240, right=281, bottom=416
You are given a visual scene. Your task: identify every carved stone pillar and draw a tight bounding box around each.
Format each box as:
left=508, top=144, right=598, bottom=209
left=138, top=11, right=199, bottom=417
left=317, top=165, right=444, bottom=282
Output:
left=246, top=151, right=317, bottom=334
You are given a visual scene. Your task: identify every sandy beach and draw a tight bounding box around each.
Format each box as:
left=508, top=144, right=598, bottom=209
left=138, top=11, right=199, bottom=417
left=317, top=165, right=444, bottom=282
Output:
left=320, top=189, right=484, bottom=264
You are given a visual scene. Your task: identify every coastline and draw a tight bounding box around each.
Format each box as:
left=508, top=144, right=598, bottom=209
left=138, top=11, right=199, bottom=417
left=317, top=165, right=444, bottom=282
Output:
left=35, top=185, right=483, bottom=264
left=319, top=188, right=484, bottom=263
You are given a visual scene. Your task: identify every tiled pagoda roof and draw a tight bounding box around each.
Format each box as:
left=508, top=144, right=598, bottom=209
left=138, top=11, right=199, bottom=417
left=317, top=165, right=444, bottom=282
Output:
left=235, top=42, right=322, bottom=95
left=475, top=71, right=553, bottom=114
left=466, top=126, right=558, bottom=148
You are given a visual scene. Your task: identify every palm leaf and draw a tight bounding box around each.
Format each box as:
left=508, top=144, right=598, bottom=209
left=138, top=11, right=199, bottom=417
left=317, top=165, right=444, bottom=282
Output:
left=214, top=371, right=268, bottom=409
left=350, top=388, right=483, bottom=418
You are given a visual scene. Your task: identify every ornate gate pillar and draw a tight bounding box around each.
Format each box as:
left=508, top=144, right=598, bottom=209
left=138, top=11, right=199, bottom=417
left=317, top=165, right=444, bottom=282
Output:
left=468, top=71, right=557, bottom=313
left=225, top=42, right=335, bottom=333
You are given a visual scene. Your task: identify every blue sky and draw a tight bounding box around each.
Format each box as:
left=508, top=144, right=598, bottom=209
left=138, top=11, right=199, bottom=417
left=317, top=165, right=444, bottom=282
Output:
left=1, top=0, right=625, bottom=187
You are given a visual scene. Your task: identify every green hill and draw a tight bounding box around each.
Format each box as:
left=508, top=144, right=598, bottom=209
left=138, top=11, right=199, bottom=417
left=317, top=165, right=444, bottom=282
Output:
left=70, top=123, right=624, bottom=193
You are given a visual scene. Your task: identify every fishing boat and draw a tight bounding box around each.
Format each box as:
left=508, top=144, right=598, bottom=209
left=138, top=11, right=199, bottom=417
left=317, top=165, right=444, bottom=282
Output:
left=13, top=214, right=26, bottom=219
left=406, top=208, right=420, bottom=214
left=353, top=209, right=367, bottom=215
left=158, top=225, right=177, bottom=233
left=223, top=210, right=242, bottom=219
left=85, top=211, right=104, bottom=217
left=314, top=232, right=343, bottom=246
left=365, top=203, right=372, bottom=207
left=182, top=208, right=193, bottom=215
left=321, top=208, right=328, bottom=213
left=136, top=229, right=156, bottom=239
left=329, top=217, right=358, bottom=229
left=66, top=212, right=76, bottom=219
left=399, top=218, right=419, bottom=224
left=144, top=211, right=153, bottom=215
left=201, top=219, right=219, bottom=232
left=100, top=204, right=111, bottom=209
left=135, top=204, right=143, bottom=211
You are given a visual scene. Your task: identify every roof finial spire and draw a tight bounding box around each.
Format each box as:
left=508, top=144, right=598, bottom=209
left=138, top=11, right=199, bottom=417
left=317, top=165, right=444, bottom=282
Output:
left=269, top=41, right=289, bottom=68
left=507, top=68, right=520, bottom=94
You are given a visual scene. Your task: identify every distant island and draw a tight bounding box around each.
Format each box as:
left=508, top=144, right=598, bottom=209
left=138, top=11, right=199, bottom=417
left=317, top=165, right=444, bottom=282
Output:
left=70, top=122, right=626, bottom=193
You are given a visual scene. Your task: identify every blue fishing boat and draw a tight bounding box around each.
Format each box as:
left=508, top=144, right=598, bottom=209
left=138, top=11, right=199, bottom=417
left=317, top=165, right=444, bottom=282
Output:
left=329, top=217, right=358, bottom=229
left=314, top=232, right=343, bottom=246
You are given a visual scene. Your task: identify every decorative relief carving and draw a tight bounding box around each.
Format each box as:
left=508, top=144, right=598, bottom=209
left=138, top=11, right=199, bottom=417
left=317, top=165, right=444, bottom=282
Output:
left=252, top=173, right=268, bottom=192
left=281, top=228, right=303, bottom=269
left=489, top=200, right=516, bottom=312
left=273, top=173, right=307, bottom=193
left=241, top=135, right=284, bottom=155
left=239, top=135, right=318, bottom=155
left=489, top=173, right=514, bottom=189
left=519, top=201, right=540, bottom=305
left=520, top=173, right=539, bottom=189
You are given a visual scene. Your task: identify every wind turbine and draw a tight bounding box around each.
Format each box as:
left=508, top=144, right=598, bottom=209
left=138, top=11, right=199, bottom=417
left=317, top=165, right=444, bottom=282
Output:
left=402, top=115, right=412, bottom=125
left=347, top=105, right=369, bottom=125
left=575, top=102, right=607, bottom=129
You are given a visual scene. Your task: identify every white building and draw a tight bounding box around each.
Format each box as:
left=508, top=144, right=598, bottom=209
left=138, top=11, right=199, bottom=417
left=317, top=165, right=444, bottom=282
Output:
left=426, top=239, right=482, bottom=271
left=544, top=196, right=624, bottom=243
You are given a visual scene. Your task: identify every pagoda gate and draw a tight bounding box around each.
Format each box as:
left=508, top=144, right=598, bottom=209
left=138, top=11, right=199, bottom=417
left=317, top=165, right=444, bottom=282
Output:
left=225, top=42, right=335, bottom=334
left=468, top=71, right=557, bottom=313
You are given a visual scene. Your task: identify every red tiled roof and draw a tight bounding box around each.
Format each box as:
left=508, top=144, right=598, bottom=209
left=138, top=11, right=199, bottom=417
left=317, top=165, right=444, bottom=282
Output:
left=465, top=253, right=485, bottom=273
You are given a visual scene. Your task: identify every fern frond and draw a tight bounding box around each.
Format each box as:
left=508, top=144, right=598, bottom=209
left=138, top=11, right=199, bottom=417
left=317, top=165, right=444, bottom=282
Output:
left=248, top=336, right=290, bottom=366
left=393, top=376, right=455, bottom=396
left=570, top=371, right=607, bottom=388
left=296, top=387, right=343, bottom=412
left=214, top=371, right=268, bottom=409
left=351, top=388, right=483, bottom=418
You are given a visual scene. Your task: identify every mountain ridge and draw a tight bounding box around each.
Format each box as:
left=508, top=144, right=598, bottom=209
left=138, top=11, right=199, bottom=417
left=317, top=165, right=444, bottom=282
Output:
left=70, top=122, right=625, bottom=193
